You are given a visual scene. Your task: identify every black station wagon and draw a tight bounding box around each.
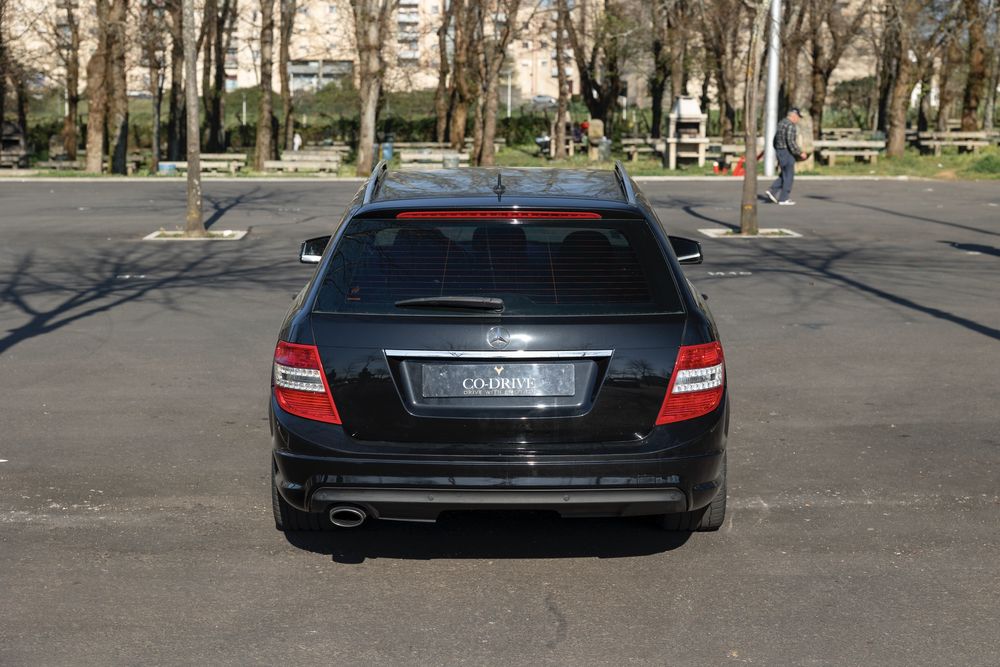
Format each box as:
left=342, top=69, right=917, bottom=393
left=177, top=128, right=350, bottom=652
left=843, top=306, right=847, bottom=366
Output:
left=270, top=162, right=728, bottom=532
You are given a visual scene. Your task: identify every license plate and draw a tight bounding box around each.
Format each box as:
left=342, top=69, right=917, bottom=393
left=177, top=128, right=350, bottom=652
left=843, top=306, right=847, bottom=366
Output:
left=421, top=363, right=576, bottom=398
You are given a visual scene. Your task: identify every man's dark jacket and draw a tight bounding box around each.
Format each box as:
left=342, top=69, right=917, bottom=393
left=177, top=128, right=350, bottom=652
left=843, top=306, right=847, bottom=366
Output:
left=773, top=118, right=801, bottom=155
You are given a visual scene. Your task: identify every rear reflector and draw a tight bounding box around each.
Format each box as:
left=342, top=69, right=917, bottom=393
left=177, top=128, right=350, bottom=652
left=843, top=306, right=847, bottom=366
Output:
left=656, top=341, right=725, bottom=425
left=273, top=341, right=341, bottom=424
left=396, top=210, right=601, bottom=219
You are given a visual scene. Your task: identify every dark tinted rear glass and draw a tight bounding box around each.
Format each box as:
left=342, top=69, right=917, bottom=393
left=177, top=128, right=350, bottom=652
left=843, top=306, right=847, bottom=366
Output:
left=314, top=218, right=683, bottom=316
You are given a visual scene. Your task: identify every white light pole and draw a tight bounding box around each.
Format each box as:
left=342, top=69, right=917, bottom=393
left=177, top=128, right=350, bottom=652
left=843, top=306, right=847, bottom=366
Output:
left=507, top=71, right=512, bottom=118
left=763, top=0, right=782, bottom=177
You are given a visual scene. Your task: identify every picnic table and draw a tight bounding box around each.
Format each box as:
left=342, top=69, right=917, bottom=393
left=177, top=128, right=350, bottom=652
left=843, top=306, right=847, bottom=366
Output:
left=917, top=131, right=990, bottom=156
left=398, top=149, right=470, bottom=170
left=264, top=150, right=341, bottom=173
left=620, top=138, right=665, bottom=162
left=159, top=153, right=247, bottom=175
left=813, top=139, right=885, bottom=166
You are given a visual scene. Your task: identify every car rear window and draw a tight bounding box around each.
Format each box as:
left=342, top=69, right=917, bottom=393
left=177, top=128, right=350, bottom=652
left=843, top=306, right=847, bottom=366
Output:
left=314, top=218, right=683, bottom=316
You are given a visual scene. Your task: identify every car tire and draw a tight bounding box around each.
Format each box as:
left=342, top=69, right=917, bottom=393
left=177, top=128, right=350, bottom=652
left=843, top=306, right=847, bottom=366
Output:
left=658, top=454, right=727, bottom=532
left=271, top=462, right=330, bottom=531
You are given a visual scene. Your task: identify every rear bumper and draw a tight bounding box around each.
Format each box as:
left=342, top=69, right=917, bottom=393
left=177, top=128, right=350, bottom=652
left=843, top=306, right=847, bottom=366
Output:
left=271, top=400, right=727, bottom=521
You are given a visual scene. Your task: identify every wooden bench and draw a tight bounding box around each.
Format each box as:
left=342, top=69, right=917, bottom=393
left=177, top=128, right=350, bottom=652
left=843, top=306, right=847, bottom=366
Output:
left=820, top=127, right=866, bottom=140
left=36, top=160, right=82, bottom=170
left=620, top=138, right=665, bottom=162
left=398, top=150, right=470, bottom=170
left=917, top=131, right=990, bottom=156
left=814, top=139, right=885, bottom=166
left=160, top=153, right=247, bottom=175
left=263, top=152, right=342, bottom=173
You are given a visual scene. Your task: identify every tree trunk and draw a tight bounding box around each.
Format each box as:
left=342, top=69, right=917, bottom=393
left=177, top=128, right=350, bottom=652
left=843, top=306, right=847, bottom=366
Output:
left=554, top=3, right=571, bottom=156
left=63, top=5, right=81, bottom=160
left=15, top=69, right=28, bottom=138
left=985, top=26, right=1000, bottom=130
left=960, top=0, right=986, bottom=130
left=183, top=0, right=205, bottom=235
left=85, top=1, right=110, bottom=174
left=201, top=0, right=217, bottom=147
left=254, top=0, right=275, bottom=171
left=167, top=0, right=186, bottom=161
left=886, top=46, right=913, bottom=158
left=449, top=0, right=472, bottom=149
left=107, top=0, right=129, bottom=175
left=208, top=0, right=233, bottom=151
left=434, top=1, right=452, bottom=144
left=649, top=41, right=668, bottom=139
left=936, top=37, right=961, bottom=131
left=809, top=59, right=828, bottom=139
left=351, top=0, right=393, bottom=175
left=740, top=0, right=771, bottom=236
left=279, top=0, right=296, bottom=151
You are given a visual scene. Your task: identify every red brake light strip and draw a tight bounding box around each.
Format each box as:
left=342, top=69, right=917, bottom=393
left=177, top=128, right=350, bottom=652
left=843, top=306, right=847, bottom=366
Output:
left=396, top=210, right=602, bottom=219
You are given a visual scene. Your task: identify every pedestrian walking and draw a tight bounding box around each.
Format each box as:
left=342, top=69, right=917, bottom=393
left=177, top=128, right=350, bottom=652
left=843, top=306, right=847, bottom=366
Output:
left=292, top=132, right=303, bottom=152
left=765, top=108, right=807, bottom=206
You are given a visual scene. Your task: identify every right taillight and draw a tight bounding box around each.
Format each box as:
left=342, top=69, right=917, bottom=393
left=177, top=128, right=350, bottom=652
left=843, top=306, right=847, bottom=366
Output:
left=655, top=341, right=725, bottom=425
left=272, top=341, right=341, bottom=424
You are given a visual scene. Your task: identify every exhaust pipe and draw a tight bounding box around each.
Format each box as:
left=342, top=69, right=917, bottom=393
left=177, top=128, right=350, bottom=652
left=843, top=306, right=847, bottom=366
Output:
left=328, top=505, right=367, bottom=528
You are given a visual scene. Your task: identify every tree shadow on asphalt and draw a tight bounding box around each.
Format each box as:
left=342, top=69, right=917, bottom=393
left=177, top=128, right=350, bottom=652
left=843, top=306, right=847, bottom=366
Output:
left=0, top=244, right=299, bottom=355
left=938, top=241, right=1000, bottom=258
left=748, top=240, right=1000, bottom=341
left=805, top=194, right=999, bottom=238
left=284, top=511, right=691, bottom=563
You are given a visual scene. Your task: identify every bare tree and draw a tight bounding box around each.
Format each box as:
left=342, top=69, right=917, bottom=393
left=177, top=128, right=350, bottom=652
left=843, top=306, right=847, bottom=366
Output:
left=935, top=33, right=961, bottom=130
left=883, top=0, right=957, bottom=157
left=554, top=1, right=571, bottom=156
left=279, top=0, right=296, bottom=151
left=141, top=0, right=168, bottom=171
left=183, top=0, right=205, bottom=235
left=648, top=0, right=689, bottom=138
left=471, top=0, right=523, bottom=166
left=984, top=1, right=999, bottom=129
left=806, top=0, right=868, bottom=138
left=349, top=0, right=397, bottom=175
left=449, top=0, right=476, bottom=149
left=106, top=0, right=129, bottom=174
left=739, top=0, right=772, bottom=236
left=0, top=0, right=7, bottom=125
left=563, top=0, right=636, bottom=126
left=203, top=0, right=237, bottom=151
left=434, top=0, right=454, bottom=144
left=699, top=0, right=747, bottom=142
left=778, top=0, right=809, bottom=111
left=960, top=0, right=988, bottom=129
left=254, top=0, right=276, bottom=170
left=166, top=0, right=186, bottom=160
left=85, top=0, right=111, bottom=173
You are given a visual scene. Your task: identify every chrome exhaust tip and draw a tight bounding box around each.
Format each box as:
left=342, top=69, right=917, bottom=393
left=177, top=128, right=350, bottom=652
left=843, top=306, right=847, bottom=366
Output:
left=328, top=505, right=367, bottom=528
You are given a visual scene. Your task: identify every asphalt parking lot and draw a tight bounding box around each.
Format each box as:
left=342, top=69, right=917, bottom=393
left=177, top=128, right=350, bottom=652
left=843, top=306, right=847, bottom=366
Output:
left=1, top=177, right=998, bottom=665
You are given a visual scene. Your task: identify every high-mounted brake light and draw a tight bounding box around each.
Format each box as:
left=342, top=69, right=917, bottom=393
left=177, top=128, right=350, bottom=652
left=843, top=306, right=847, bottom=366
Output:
left=396, top=210, right=601, bottom=219
left=655, top=341, right=725, bottom=425
left=273, top=341, right=341, bottom=424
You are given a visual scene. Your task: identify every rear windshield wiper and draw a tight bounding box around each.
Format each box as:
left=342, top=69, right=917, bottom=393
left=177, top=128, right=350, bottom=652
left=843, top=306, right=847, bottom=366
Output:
left=394, top=296, right=505, bottom=312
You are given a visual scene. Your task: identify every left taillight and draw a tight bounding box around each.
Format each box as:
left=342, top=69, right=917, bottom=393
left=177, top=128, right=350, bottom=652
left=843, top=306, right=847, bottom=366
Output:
left=655, top=341, right=725, bottom=425
left=272, top=341, right=341, bottom=424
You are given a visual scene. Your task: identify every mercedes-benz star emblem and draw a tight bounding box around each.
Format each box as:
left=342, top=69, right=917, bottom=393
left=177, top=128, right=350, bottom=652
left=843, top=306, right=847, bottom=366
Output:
left=487, top=327, right=510, bottom=350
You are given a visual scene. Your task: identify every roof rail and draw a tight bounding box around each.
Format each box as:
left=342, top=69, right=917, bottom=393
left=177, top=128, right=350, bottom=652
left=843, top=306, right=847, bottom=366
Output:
left=613, top=160, right=637, bottom=205
left=362, top=160, right=389, bottom=204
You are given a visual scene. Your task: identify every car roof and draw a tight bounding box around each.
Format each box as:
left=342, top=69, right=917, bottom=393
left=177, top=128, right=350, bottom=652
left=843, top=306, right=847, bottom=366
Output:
left=373, top=167, right=628, bottom=204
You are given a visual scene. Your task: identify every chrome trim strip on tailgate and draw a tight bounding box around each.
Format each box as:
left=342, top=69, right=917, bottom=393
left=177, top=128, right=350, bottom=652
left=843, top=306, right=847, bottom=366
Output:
left=384, top=349, right=614, bottom=359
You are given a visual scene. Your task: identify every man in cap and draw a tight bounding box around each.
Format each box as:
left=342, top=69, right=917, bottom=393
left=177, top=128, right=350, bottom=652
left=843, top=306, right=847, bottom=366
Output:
left=765, top=108, right=807, bottom=206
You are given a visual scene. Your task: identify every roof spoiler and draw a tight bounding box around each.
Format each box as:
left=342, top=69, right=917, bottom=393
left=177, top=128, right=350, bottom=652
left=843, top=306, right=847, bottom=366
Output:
left=613, top=160, right=637, bottom=205
left=362, top=160, right=389, bottom=204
